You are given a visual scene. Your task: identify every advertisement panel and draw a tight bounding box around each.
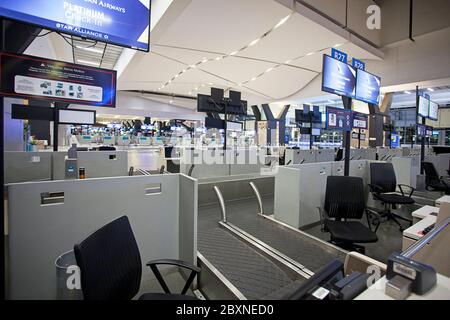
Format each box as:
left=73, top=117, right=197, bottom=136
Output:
left=0, top=52, right=116, bottom=107
left=0, top=0, right=151, bottom=51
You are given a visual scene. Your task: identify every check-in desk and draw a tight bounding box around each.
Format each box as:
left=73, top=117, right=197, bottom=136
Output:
left=411, top=205, right=439, bottom=224
left=436, top=195, right=450, bottom=207
left=355, top=274, right=450, bottom=300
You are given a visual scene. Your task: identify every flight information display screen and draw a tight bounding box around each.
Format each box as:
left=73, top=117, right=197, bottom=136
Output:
left=418, top=94, right=429, bottom=118
left=355, top=69, right=381, bottom=105
left=0, top=0, right=151, bottom=51
left=428, top=101, right=439, bottom=121
left=322, top=55, right=356, bottom=98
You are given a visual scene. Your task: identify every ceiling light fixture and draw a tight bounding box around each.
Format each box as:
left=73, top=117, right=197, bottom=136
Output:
left=334, top=43, right=344, bottom=48
left=76, top=59, right=100, bottom=66
left=249, top=39, right=260, bottom=46
left=274, top=14, right=292, bottom=30
left=229, top=51, right=238, bottom=56
left=76, top=46, right=103, bottom=54
left=265, top=67, right=274, bottom=73
left=428, top=88, right=434, bottom=92
left=404, top=90, right=412, bottom=94
left=306, top=52, right=314, bottom=56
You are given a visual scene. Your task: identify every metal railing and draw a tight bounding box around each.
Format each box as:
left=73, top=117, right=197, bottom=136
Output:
left=213, top=185, right=227, bottom=223
left=249, top=182, right=264, bottom=215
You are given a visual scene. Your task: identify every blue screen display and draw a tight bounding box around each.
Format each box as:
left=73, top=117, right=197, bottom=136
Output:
left=0, top=0, right=150, bottom=51
left=322, top=55, right=356, bottom=98
left=355, top=69, right=381, bottom=105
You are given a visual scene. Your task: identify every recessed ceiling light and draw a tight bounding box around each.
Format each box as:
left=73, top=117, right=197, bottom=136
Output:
left=284, top=60, right=292, bottom=64
left=229, top=51, right=238, bottom=56
left=249, top=39, right=260, bottom=46
left=265, top=67, right=273, bottom=73
left=208, top=82, right=213, bottom=85
left=334, top=43, right=343, bottom=48
left=76, top=46, right=103, bottom=54
left=274, top=14, right=291, bottom=29
left=404, top=90, right=412, bottom=94
left=250, top=77, right=257, bottom=82
left=306, top=52, right=314, bottom=56
left=428, top=88, right=434, bottom=92
left=76, top=59, right=100, bottom=66
left=215, top=56, right=223, bottom=61
left=169, top=100, right=173, bottom=104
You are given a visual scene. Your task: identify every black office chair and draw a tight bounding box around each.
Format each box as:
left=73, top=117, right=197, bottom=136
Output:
left=422, top=162, right=450, bottom=195
left=369, top=162, right=414, bottom=231
left=319, top=176, right=380, bottom=254
left=128, top=166, right=134, bottom=176
left=74, top=216, right=200, bottom=300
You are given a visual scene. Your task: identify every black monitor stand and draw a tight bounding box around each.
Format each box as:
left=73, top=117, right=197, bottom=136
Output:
left=342, top=96, right=352, bottom=176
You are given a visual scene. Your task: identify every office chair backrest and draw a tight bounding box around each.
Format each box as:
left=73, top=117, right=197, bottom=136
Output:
left=325, top=176, right=365, bottom=220
left=370, top=162, right=397, bottom=193
left=74, top=216, right=142, bottom=300
left=422, top=162, right=440, bottom=184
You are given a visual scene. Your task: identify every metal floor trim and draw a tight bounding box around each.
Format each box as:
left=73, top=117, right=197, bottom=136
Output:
left=197, top=252, right=247, bottom=300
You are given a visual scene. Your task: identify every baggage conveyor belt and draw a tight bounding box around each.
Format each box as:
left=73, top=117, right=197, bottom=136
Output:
left=197, top=196, right=346, bottom=299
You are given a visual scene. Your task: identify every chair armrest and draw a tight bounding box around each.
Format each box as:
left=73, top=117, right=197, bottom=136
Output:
left=365, top=208, right=382, bottom=233
left=146, top=259, right=201, bottom=273
left=146, top=259, right=201, bottom=295
left=398, top=184, right=415, bottom=197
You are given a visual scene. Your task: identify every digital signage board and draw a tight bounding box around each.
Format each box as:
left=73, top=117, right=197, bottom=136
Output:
left=0, top=52, right=116, bottom=107
left=0, top=0, right=151, bottom=51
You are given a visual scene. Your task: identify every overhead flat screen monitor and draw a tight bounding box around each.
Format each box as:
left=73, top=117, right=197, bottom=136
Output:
left=355, top=69, right=381, bottom=105
left=322, top=55, right=356, bottom=98
left=418, top=94, right=429, bottom=118
left=428, top=101, right=439, bottom=121
left=0, top=52, right=116, bottom=107
left=58, top=108, right=96, bottom=125
left=0, top=0, right=151, bottom=51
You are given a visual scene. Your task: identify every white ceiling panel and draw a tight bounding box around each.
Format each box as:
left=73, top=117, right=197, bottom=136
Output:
left=154, top=0, right=292, bottom=53
left=239, top=12, right=346, bottom=63
left=200, top=56, right=275, bottom=85
left=244, top=65, right=317, bottom=99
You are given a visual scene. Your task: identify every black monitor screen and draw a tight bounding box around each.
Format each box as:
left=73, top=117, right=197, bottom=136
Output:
left=322, top=55, right=356, bottom=98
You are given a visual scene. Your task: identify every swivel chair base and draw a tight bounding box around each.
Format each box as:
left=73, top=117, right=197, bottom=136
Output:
left=379, top=204, right=412, bottom=232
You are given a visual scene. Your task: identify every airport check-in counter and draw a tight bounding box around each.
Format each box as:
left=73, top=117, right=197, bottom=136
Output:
left=376, top=147, right=403, bottom=161
left=53, top=151, right=128, bottom=180
left=392, top=156, right=421, bottom=188
left=425, top=153, right=450, bottom=177
left=349, top=148, right=377, bottom=161
left=179, top=148, right=271, bottom=179
left=274, top=160, right=376, bottom=229
left=6, top=173, right=198, bottom=299
left=4, top=152, right=53, bottom=184
left=5, top=151, right=128, bottom=183
left=284, top=149, right=334, bottom=165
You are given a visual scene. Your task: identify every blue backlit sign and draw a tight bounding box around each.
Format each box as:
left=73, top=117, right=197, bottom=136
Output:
left=0, top=0, right=151, bottom=51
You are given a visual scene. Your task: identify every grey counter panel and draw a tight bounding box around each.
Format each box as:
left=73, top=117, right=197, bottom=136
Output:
left=7, top=174, right=196, bottom=299
left=4, top=152, right=52, bottom=183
